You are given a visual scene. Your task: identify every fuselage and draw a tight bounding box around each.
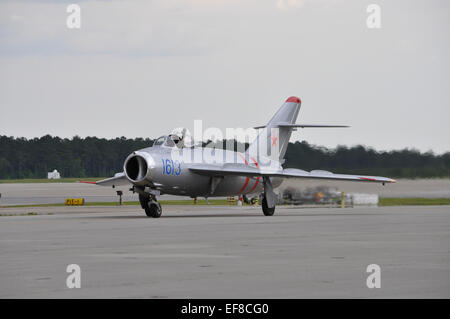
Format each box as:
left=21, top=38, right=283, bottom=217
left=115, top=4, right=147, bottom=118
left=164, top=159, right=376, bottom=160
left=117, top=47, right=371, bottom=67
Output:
left=124, top=142, right=283, bottom=197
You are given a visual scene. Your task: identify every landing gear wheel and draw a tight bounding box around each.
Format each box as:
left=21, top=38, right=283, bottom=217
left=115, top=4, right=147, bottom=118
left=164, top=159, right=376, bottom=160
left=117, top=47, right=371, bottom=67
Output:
left=145, top=201, right=162, bottom=218
left=262, top=196, right=275, bottom=216
left=139, top=194, right=162, bottom=218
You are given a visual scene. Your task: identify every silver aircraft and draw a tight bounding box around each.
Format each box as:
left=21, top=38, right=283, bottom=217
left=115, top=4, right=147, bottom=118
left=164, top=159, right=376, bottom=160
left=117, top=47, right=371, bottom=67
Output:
left=86, top=96, right=395, bottom=217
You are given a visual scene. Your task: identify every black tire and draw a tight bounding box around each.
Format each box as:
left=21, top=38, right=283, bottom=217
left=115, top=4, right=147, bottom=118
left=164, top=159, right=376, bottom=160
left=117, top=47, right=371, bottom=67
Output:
left=139, top=194, right=149, bottom=209
left=144, top=201, right=162, bottom=218
left=262, top=196, right=275, bottom=216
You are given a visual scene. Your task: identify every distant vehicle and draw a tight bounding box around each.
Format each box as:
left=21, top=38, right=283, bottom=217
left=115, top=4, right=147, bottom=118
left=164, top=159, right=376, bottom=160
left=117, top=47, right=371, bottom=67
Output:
left=47, top=169, right=61, bottom=179
left=84, top=97, right=395, bottom=217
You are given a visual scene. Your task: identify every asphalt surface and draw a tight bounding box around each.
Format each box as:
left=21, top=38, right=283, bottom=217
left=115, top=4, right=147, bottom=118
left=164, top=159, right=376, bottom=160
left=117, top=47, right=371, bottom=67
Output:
left=280, top=178, right=450, bottom=198
left=1, top=204, right=449, bottom=298
left=0, top=183, right=192, bottom=206
left=1, top=178, right=449, bottom=206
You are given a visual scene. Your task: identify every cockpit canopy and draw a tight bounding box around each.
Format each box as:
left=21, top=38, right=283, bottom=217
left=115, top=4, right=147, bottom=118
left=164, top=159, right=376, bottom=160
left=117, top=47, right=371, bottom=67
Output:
left=153, top=136, right=166, bottom=146
left=153, top=135, right=184, bottom=148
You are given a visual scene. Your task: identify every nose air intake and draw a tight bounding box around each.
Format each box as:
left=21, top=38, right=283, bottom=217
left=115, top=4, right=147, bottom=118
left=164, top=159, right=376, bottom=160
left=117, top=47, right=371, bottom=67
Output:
left=124, top=152, right=153, bottom=185
left=125, top=155, right=147, bottom=181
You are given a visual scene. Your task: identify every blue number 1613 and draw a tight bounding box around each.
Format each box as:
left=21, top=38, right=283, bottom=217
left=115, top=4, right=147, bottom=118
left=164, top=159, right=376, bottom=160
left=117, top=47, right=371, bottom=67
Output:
left=162, top=159, right=181, bottom=176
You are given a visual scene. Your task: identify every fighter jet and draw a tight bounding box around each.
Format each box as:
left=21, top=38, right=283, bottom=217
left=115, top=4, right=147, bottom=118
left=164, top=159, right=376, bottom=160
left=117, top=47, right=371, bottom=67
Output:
left=86, top=96, right=395, bottom=217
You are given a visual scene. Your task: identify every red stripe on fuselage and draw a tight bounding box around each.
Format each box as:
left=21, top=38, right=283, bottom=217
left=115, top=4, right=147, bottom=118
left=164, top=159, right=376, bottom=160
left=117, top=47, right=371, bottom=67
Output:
left=247, top=156, right=260, bottom=193
left=237, top=153, right=250, bottom=194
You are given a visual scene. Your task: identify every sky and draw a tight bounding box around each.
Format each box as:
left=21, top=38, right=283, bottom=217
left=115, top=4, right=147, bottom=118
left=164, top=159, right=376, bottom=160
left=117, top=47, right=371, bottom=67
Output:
left=0, top=0, right=449, bottom=153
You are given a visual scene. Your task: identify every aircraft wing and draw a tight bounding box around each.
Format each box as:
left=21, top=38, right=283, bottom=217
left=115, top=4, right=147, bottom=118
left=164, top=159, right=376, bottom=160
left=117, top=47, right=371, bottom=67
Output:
left=80, top=172, right=130, bottom=187
left=188, top=164, right=395, bottom=184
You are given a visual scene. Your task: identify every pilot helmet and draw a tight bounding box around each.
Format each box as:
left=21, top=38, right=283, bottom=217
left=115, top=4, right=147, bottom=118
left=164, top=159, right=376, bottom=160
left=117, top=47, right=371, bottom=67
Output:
left=169, top=134, right=182, bottom=144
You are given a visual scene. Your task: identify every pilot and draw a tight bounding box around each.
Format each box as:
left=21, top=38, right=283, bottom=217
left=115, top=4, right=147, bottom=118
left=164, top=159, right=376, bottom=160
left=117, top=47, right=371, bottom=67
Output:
left=169, top=133, right=184, bottom=148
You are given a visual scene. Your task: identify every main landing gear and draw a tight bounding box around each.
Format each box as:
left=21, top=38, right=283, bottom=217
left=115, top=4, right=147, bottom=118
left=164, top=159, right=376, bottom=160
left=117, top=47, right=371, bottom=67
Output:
left=261, top=177, right=276, bottom=216
left=139, top=194, right=162, bottom=218
left=261, top=195, right=275, bottom=216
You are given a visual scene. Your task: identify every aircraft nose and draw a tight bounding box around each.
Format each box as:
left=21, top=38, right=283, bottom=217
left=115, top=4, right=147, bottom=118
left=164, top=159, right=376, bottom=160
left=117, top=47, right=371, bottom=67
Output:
left=123, top=151, right=155, bottom=185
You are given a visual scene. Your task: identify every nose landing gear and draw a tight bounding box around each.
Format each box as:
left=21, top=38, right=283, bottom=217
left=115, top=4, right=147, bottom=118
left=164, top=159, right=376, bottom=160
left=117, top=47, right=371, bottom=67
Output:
left=139, top=194, right=162, bottom=218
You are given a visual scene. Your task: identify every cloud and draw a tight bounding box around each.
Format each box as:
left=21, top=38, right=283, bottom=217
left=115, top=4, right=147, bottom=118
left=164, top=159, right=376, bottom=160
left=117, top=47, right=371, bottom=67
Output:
left=0, top=0, right=243, bottom=57
left=0, top=0, right=449, bottom=153
left=276, top=0, right=305, bottom=10
left=1, top=0, right=325, bottom=57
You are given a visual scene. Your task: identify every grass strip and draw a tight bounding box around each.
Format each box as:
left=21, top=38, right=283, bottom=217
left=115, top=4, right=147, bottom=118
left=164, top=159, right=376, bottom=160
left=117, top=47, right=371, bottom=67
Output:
left=1, top=199, right=239, bottom=208
left=3, top=197, right=450, bottom=209
left=379, top=197, right=450, bottom=206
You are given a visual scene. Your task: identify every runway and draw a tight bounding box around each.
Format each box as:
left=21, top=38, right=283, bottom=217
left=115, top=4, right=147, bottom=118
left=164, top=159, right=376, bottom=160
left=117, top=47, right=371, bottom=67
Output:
left=0, top=183, right=192, bottom=206
left=1, top=178, right=450, bottom=206
left=1, top=205, right=449, bottom=298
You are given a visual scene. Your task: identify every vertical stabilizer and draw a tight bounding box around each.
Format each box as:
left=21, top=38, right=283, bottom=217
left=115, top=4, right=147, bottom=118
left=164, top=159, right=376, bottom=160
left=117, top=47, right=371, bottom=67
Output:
left=246, top=96, right=301, bottom=163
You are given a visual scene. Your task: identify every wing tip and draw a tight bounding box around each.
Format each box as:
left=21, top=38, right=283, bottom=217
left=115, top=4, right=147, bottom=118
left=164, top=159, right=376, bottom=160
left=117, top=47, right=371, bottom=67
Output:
left=359, top=177, right=396, bottom=183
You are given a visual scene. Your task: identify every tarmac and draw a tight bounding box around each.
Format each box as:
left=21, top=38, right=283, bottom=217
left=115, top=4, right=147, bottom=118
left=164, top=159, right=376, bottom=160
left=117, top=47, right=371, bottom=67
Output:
left=1, top=178, right=450, bottom=206
left=1, top=204, right=449, bottom=298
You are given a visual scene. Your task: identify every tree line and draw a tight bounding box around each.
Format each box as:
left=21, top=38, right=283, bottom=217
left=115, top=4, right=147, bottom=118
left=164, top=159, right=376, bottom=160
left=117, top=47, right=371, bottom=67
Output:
left=0, top=135, right=449, bottom=179
left=0, top=135, right=153, bottom=179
